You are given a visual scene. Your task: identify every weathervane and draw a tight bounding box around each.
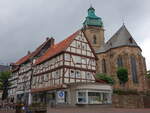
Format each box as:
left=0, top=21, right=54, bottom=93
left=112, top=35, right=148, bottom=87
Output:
left=89, top=0, right=93, bottom=7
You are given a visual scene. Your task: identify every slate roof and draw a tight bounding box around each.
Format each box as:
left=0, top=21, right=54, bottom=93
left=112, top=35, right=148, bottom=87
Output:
left=96, top=24, right=141, bottom=53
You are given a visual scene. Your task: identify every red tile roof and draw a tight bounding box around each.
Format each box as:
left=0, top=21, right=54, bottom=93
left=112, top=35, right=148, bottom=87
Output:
left=15, top=54, right=31, bottom=65
left=35, top=30, right=80, bottom=65
left=15, top=38, right=51, bottom=65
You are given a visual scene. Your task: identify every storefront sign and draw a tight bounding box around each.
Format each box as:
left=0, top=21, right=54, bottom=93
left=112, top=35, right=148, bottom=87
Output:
left=57, top=91, right=65, bottom=103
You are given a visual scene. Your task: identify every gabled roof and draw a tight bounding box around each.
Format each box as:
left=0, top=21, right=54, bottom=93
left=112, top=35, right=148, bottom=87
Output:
left=15, top=38, right=53, bottom=65
left=35, top=30, right=80, bottom=65
left=96, top=24, right=141, bottom=53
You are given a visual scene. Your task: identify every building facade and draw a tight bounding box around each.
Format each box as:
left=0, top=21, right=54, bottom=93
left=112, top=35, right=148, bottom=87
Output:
left=8, top=6, right=148, bottom=106
left=9, top=30, right=112, bottom=106
left=83, top=6, right=147, bottom=91
left=8, top=38, right=56, bottom=104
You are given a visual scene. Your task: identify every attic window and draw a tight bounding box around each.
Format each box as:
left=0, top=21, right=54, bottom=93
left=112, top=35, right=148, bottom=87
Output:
left=129, top=37, right=133, bottom=44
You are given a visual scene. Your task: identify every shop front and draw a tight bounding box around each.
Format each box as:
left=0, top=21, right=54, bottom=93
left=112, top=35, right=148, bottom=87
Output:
left=31, top=83, right=112, bottom=107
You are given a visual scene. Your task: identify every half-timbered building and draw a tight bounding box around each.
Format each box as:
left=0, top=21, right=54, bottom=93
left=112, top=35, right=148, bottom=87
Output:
left=31, top=30, right=112, bottom=106
left=9, top=37, right=56, bottom=104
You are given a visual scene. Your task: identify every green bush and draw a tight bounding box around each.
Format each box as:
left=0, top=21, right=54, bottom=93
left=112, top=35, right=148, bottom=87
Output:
left=145, top=70, right=150, bottom=79
left=96, top=73, right=115, bottom=85
left=117, top=67, right=128, bottom=85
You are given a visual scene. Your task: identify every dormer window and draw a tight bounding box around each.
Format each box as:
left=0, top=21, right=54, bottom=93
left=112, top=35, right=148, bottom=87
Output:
left=129, top=37, right=133, bottom=44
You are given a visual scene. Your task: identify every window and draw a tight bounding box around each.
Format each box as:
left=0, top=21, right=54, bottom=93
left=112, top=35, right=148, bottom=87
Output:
left=77, top=92, right=86, bottom=104
left=82, top=43, right=86, bottom=50
left=82, top=57, right=86, bottom=64
left=70, top=70, right=75, bottom=78
left=130, top=56, right=138, bottom=83
left=117, top=56, right=123, bottom=67
left=44, top=74, right=49, bottom=82
left=54, top=71, right=59, bottom=79
left=88, top=92, right=110, bottom=104
left=86, top=72, right=92, bottom=79
left=102, top=59, right=107, bottom=73
left=65, top=54, right=70, bottom=61
left=76, top=91, right=111, bottom=104
left=88, top=92, right=102, bottom=104
left=92, top=59, right=95, bottom=66
left=75, top=56, right=81, bottom=64
left=77, top=42, right=81, bottom=48
left=93, top=35, right=97, bottom=44
left=76, top=70, right=81, bottom=78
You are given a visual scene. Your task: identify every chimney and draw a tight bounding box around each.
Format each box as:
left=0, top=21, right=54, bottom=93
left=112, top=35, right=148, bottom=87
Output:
left=27, top=51, right=31, bottom=55
left=50, top=37, right=55, bottom=46
left=46, top=37, right=49, bottom=41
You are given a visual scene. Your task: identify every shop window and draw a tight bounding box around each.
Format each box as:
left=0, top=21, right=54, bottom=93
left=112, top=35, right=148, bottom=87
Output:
left=88, top=92, right=102, bottom=104
left=88, top=92, right=110, bottom=104
left=77, top=92, right=87, bottom=104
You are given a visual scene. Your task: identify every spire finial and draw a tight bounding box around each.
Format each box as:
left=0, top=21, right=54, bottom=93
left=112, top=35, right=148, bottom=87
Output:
left=122, top=17, right=125, bottom=25
left=89, top=0, right=92, bottom=8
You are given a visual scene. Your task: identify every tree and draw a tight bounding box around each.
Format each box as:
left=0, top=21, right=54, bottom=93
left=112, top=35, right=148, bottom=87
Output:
left=117, top=67, right=128, bottom=87
left=0, top=71, right=11, bottom=100
left=146, top=70, right=150, bottom=79
left=96, top=73, right=115, bottom=85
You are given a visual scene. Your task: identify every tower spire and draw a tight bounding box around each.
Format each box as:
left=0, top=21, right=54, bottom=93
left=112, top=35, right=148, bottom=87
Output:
left=83, top=6, right=103, bottom=27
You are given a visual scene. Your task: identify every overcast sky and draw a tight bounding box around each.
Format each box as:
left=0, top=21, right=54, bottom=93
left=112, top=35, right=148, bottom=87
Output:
left=0, top=0, right=150, bottom=69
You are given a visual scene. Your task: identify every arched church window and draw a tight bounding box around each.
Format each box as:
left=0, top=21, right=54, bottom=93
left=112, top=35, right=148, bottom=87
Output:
left=93, top=35, right=97, bottom=44
left=117, top=56, right=123, bottom=67
left=102, top=59, right=107, bottom=73
left=130, top=56, right=138, bottom=83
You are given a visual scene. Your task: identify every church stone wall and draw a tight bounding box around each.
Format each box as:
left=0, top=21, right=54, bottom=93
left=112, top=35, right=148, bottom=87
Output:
left=96, top=46, right=148, bottom=91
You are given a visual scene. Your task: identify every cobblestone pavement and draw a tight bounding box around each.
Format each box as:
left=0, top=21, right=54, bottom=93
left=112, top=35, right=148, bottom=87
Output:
left=1, top=108, right=150, bottom=113
left=0, top=109, right=15, bottom=113
left=48, top=108, right=150, bottom=113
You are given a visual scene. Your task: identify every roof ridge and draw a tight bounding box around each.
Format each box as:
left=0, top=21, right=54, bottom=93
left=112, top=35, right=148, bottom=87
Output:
left=34, top=30, right=80, bottom=65
left=15, top=38, right=52, bottom=65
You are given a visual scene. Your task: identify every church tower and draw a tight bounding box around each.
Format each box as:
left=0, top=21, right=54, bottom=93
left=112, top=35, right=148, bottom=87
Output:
left=83, top=6, right=104, bottom=51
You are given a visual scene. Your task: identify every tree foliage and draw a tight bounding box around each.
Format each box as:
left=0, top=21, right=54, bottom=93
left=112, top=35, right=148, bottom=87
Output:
left=117, top=67, right=128, bottom=86
left=0, top=71, right=11, bottom=100
left=96, top=73, right=115, bottom=85
left=145, top=70, right=150, bottom=79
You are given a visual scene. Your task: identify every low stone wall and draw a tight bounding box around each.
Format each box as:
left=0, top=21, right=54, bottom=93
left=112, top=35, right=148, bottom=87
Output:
left=112, top=94, right=144, bottom=108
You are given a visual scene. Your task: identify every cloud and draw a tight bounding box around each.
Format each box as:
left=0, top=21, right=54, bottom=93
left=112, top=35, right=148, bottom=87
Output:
left=0, top=0, right=150, bottom=70
left=141, top=38, right=150, bottom=70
